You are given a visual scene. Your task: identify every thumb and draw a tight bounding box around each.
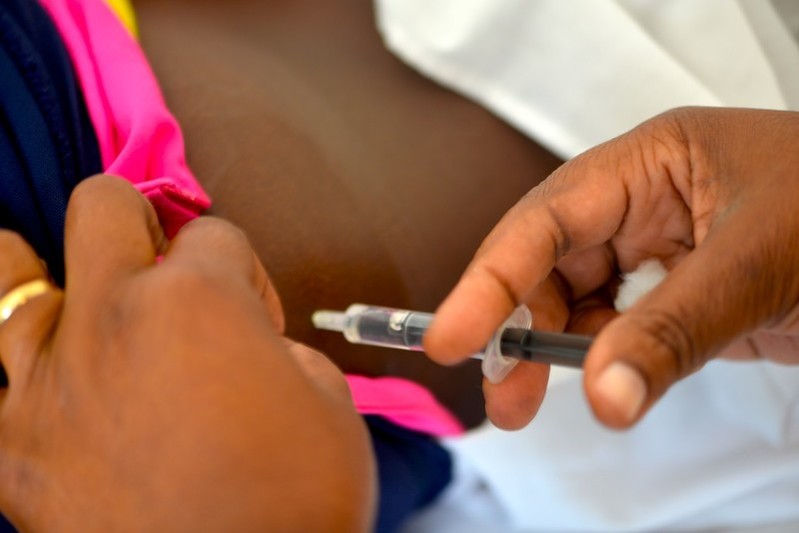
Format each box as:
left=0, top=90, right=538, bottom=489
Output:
left=584, top=201, right=799, bottom=428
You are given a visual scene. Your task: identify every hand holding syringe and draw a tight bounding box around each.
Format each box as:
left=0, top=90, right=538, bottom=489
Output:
left=312, top=304, right=590, bottom=382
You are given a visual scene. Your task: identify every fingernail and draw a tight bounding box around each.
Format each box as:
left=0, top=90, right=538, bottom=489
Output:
left=594, top=362, right=647, bottom=424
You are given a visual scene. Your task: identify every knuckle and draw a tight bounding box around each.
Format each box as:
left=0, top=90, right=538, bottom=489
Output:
left=471, top=262, right=522, bottom=309
left=541, top=201, right=572, bottom=259
left=629, top=308, right=699, bottom=385
left=638, top=107, right=695, bottom=147
left=188, top=216, right=250, bottom=246
left=655, top=106, right=706, bottom=132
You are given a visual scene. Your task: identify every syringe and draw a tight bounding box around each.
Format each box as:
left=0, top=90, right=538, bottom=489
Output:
left=311, top=304, right=590, bottom=368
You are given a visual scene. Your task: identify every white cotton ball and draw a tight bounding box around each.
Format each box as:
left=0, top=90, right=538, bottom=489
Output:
left=614, top=259, right=668, bottom=312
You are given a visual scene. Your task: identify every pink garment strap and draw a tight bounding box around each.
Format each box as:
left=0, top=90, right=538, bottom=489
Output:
left=347, top=375, right=465, bottom=437
left=38, top=0, right=210, bottom=237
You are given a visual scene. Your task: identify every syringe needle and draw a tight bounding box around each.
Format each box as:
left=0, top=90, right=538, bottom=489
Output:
left=311, top=310, right=349, bottom=333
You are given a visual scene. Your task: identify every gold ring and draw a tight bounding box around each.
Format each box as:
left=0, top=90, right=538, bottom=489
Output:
left=0, top=279, right=55, bottom=325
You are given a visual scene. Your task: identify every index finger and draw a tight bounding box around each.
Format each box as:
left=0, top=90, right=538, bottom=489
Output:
left=423, top=142, right=635, bottom=364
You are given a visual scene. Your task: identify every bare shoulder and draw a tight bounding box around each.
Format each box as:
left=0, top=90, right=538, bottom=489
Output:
left=135, top=0, right=562, bottom=427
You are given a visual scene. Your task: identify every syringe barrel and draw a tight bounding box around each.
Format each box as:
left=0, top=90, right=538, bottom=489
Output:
left=343, top=305, right=434, bottom=351
left=500, top=328, right=589, bottom=367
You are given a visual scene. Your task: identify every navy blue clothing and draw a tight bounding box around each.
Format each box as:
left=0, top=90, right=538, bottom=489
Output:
left=0, top=0, right=101, bottom=287
left=366, top=415, right=454, bottom=533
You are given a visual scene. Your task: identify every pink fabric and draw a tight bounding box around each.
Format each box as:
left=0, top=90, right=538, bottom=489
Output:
left=347, top=375, right=465, bottom=437
left=40, top=0, right=462, bottom=437
left=37, top=0, right=210, bottom=237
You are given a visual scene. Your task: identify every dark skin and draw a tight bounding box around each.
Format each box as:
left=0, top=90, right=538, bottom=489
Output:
left=427, top=107, right=799, bottom=430
left=0, top=176, right=375, bottom=531
left=0, top=2, right=563, bottom=526
left=8, top=112, right=799, bottom=529
left=133, top=0, right=563, bottom=427
left=6, top=7, right=798, bottom=530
